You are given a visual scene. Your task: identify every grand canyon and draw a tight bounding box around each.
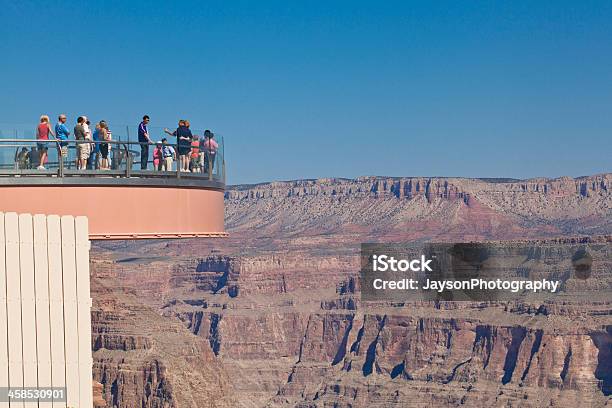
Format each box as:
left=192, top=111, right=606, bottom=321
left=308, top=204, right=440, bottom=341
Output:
left=90, top=174, right=611, bottom=407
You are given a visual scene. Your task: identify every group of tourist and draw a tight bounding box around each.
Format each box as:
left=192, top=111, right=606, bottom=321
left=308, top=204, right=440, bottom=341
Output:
left=138, top=116, right=218, bottom=172
left=30, top=114, right=218, bottom=172
left=35, top=114, right=113, bottom=170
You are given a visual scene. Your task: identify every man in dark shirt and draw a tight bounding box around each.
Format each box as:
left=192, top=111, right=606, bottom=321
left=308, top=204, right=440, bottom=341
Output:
left=74, top=116, right=87, bottom=169
left=138, top=115, right=151, bottom=170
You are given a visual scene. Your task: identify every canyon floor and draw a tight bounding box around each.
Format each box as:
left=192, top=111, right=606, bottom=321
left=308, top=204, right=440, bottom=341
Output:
left=91, top=174, right=611, bottom=407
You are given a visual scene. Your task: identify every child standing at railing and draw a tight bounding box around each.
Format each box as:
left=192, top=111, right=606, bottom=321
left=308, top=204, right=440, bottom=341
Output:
left=161, top=138, right=175, bottom=171
left=153, top=141, right=163, bottom=171
left=190, top=135, right=201, bottom=172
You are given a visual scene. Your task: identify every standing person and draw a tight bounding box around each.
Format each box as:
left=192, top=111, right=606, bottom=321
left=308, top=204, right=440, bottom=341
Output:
left=83, top=117, right=91, bottom=139
left=90, top=122, right=101, bottom=170
left=36, top=115, right=55, bottom=170
left=92, top=120, right=110, bottom=169
left=153, top=141, right=163, bottom=171
left=99, top=122, right=111, bottom=170
left=161, top=138, right=175, bottom=171
left=55, top=114, right=70, bottom=161
left=105, top=123, right=113, bottom=168
left=138, top=115, right=152, bottom=170
left=202, top=130, right=219, bottom=173
left=83, top=117, right=93, bottom=169
left=164, top=120, right=192, bottom=171
left=190, top=135, right=200, bottom=172
left=179, top=120, right=193, bottom=172
left=74, top=116, right=88, bottom=169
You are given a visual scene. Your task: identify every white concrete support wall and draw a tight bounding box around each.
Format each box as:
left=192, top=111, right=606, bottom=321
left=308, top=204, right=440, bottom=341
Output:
left=0, top=213, right=92, bottom=408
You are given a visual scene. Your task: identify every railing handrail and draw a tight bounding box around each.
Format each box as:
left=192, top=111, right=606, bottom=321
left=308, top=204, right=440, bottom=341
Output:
left=0, top=137, right=224, bottom=183
left=0, top=138, right=220, bottom=150
left=1, top=138, right=176, bottom=145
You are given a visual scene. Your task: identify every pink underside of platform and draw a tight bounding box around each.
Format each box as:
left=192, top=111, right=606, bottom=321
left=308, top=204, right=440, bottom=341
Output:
left=0, top=185, right=225, bottom=239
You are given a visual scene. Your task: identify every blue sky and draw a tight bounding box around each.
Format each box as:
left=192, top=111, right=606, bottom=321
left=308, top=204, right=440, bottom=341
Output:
left=1, top=1, right=610, bottom=184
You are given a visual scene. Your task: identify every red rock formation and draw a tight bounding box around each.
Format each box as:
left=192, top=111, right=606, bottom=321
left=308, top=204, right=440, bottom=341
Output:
left=91, top=273, right=237, bottom=407
left=90, top=174, right=611, bottom=407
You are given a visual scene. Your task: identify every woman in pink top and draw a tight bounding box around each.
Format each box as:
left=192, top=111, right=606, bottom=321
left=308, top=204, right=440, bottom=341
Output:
left=36, top=115, right=55, bottom=170
left=201, top=130, right=219, bottom=173
left=153, top=141, right=163, bottom=171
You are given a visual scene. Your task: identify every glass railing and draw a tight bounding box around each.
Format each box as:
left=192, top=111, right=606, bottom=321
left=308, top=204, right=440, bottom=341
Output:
left=0, top=124, right=225, bottom=184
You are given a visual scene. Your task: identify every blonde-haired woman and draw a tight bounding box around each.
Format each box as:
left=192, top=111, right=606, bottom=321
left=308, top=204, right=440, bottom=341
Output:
left=164, top=119, right=192, bottom=171
left=36, top=115, right=55, bottom=170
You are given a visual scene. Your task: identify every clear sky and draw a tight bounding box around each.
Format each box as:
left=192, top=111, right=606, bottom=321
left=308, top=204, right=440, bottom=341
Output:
left=1, top=1, right=610, bottom=184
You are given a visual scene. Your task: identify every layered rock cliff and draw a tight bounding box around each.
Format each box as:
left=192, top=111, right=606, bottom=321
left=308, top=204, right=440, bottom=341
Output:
left=225, top=174, right=612, bottom=240
left=91, top=174, right=612, bottom=407
left=91, top=269, right=237, bottom=408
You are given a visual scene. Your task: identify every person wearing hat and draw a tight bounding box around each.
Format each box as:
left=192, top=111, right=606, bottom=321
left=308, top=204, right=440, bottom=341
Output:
left=202, top=130, right=218, bottom=173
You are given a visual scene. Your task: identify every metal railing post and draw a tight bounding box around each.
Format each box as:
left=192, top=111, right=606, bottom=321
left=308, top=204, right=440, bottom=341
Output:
left=208, top=151, right=213, bottom=181
left=125, top=143, right=131, bottom=178
left=176, top=142, right=181, bottom=179
left=59, top=144, right=64, bottom=177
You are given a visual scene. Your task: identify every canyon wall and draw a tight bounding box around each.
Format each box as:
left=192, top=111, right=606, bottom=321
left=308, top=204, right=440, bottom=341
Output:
left=92, top=174, right=611, bottom=407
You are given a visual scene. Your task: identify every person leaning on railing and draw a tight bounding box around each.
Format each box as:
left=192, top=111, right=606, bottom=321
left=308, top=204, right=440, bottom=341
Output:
left=36, top=115, right=55, bottom=170
left=164, top=120, right=192, bottom=172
